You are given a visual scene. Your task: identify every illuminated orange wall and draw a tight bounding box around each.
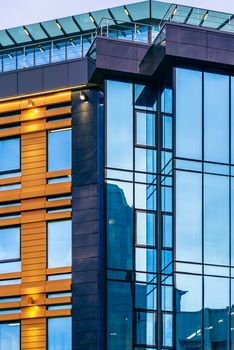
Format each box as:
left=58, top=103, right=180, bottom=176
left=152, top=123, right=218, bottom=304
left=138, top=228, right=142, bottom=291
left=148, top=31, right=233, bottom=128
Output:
left=0, top=91, right=72, bottom=349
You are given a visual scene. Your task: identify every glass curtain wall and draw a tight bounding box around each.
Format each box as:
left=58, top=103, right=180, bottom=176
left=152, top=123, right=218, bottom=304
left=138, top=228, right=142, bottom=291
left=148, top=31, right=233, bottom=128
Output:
left=176, top=67, right=234, bottom=350
left=106, top=79, right=173, bottom=349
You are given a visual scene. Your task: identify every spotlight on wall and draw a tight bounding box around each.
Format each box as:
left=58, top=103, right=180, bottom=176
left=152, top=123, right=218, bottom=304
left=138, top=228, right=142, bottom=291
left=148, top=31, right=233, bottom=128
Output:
left=27, top=99, right=34, bottom=107
left=79, top=91, right=88, bottom=101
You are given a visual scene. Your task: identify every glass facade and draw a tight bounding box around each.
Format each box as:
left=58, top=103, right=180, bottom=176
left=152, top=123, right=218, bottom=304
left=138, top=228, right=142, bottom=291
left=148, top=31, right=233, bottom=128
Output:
left=47, top=220, right=71, bottom=268
left=0, top=323, right=20, bottom=349
left=106, top=80, right=173, bottom=349
left=0, top=226, right=20, bottom=273
left=48, top=317, right=71, bottom=350
left=0, top=137, right=20, bottom=175
left=175, top=68, right=234, bottom=350
left=48, top=129, right=71, bottom=172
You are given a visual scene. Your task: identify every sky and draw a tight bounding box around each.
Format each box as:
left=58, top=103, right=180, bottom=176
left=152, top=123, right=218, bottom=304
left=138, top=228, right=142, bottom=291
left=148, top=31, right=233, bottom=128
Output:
left=0, top=0, right=234, bottom=30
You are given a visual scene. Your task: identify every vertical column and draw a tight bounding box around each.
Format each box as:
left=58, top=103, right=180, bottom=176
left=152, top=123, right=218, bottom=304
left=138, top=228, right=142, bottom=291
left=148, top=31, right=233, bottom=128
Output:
left=21, top=111, right=47, bottom=350
left=72, top=90, right=104, bottom=350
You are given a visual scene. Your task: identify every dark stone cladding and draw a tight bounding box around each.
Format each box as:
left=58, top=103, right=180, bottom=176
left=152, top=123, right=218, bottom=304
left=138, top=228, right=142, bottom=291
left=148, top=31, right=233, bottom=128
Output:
left=0, top=58, right=89, bottom=99
left=140, top=22, right=234, bottom=79
left=72, top=90, right=104, bottom=350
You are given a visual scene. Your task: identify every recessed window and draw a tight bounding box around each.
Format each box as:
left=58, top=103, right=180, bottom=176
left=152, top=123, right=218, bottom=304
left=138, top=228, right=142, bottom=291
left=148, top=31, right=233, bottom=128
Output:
left=48, top=129, right=71, bottom=172
left=48, top=220, right=71, bottom=268
left=0, top=227, right=20, bottom=273
left=0, top=137, right=20, bottom=175
left=48, top=317, right=71, bottom=350
left=0, top=322, right=20, bottom=350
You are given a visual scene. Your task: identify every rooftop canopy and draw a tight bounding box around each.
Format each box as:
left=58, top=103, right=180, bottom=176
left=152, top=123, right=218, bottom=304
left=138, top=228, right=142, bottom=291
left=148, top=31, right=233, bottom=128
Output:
left=0, top=0, right=234, bottom=49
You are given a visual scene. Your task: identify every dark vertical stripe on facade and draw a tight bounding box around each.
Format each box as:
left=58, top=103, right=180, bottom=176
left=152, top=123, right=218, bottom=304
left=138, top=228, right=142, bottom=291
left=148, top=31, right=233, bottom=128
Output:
left=72, top=89, right=104, bottom=350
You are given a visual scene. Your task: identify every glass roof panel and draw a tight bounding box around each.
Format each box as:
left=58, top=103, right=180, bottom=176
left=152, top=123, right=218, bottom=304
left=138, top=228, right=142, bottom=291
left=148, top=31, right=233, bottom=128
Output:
left=110, top=5, right=131, bottom=23
left=152, top=1, right=171, bottom=21
left=41, top=20, right=63, bottom=37
left=0, top=31, right=14, bottom=47
left=126, top=1, right=150, bottom=21
left=59, top=17, right=80, bottom=34
left=7, top=27, right=32, bottom=44
left=186, top=7, right=206, bottom=25
left=201, top=10, right=229, bottom=29
left=25, top=23, right=48, bottom=40
left=171, top=6, right=191, bottom=23
left=74, top=13, right=96, bottom=31
left=221, top=18, right=234, bottom=32
left=91, top=9, right=110, bottom=26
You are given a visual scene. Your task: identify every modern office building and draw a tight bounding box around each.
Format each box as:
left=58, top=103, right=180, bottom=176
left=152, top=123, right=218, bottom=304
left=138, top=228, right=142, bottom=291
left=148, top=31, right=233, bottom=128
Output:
left=0, top=0, right=233, bottom=349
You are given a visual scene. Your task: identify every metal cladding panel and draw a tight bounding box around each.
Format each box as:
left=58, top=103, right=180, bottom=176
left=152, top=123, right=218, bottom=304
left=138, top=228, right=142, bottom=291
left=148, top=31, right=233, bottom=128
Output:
left=72, top=90, right=104, bottom=350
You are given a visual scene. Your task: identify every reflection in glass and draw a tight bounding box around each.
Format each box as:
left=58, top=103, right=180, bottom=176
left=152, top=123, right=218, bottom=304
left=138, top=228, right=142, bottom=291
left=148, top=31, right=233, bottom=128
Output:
left=163, top=313, right=173, bottom=347
left=136, top=247, right=157, bottom=274
left=107, top=281, right=132, bottom=349
left=135, top=183, right=156, bottom=211
left=135, top=148, right=157, bottom=174
left=0, top=323, right=20, bottom=350
left=106, top=80, right=133, bottom=170
left=107, top=182, right=133, bottom=270
left=204, top=277, right=229, bottom=350
left=176, top=171, right=202, bottom=263
left=136, top=211, right=156, bottom=247
left=0, top=137, right=20, bottom=173
left=231, top=178, right=234, bottom=267
left=135, top=84, right=157, bottom=111
left=135, top=282, right=157, bottom=310
left=136, top=111, right=156, bottom=147
left=162, top=115, right=172, bottom=150
left=136, top=311, right=157, bottom=346
left=48, top=129, right=71, bottom=171
left=176, top=68, right=202, bottom=159
left=162, top=214, right=172, bottom=248
left=0, top=227, right=20, bottom=261
left=162, top=285, right=173, bottom=311
left=48, top=220, right=71, bottom=268
left=161, top=88, right=172, bottom=114
left=51, top=41, right=66, bottom=63
left=204, top=174, right=229, bottom=266
left=176, top=274, right=202, bottom=350
left=48, top=317, right=71, bottom=350
left=204, top=72, right=229, bottom=163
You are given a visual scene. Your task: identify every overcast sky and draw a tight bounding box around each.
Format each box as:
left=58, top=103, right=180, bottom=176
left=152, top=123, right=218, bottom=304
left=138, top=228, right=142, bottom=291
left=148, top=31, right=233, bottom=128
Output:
left=0, top=0, right=234, bottom=30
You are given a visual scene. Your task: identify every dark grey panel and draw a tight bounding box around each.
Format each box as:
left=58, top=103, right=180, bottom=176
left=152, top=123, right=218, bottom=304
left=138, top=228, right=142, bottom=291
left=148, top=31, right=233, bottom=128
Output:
left=0, top=72, right=17, bottom=98
left=43, top=63, right=69, bottom=90
left=68, top=59, right=88, bottom=86
left=18, top=68, right=43, bottom=95
left=72, top=90, right=104, bottom=350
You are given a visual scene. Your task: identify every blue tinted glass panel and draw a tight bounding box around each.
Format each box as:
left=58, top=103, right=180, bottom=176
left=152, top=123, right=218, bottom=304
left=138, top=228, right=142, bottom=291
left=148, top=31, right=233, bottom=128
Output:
left=48, top=220, right=71, bottom=268
left=107, top=181, right=133, bottom=270
left=48, top=129, right=71, bottom=171
left=106, top=80, right=133, bottom=170
left=135, top=84, right=157, bottom=111
left=232, top=178, right=234, bottom=267
left=204, top=277, right=229, bottom=350
left=162, top=116, right=172, bottom=149
left=135, top=148, right=157, bottom=174
left=0, top=227, right=20, bottom=261
left=176, top=171, right=202, bottom=263
left=0, top=323, right=20, bottom=350
left=162, top=214, right=172, bottom=248
left=136, top=311, right=157, bottom=346
left=35, top=45, right=50, bottom=66
left=51, top=41, right=66, bottom=63
left=204, top=174, right=229, bottom=265
left=136, top=282, right=157, bottom=310
left=204, top=72, right=229, bottom=163
left=161, top=88, right=172, bottom=114
left=107, top=281, right=132, bottom=349
left=176, top=68, right=202, bottom=159
left=136, top=211, right=156, bottom=246
left=136, top=111, right=156, bottom=147
left=0, top=138, right=20, bottom=173
left=176, top=274, right=202, bottom=349
left=231, top=77, right=234, bottom=164
left=163, top=313, right=173, bottom=347
left=48, top=317, right=71, bottom=350
left=136, top=248, right=157, bottom=273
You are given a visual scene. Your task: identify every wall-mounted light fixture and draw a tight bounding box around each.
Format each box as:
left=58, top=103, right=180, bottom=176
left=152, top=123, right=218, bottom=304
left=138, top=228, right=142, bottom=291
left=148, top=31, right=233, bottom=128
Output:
left=79, top=91, right=88, bottom=101
left=7, top=53, right=13, bottom=59
left=89, top=15, right=95, bottom=23
left=27, top=296, right=35, bottom=306
left=24, top=28, right=30, bottom=36
left=27, top=99, right=34, bottom=107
